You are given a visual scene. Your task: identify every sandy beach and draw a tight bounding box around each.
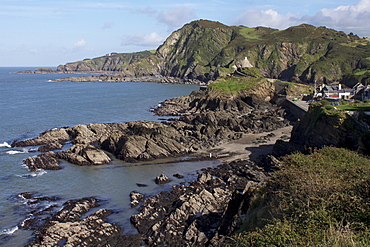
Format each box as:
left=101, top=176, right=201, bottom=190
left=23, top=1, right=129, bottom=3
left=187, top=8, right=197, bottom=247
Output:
left=198, top=125, right=293, bottom=162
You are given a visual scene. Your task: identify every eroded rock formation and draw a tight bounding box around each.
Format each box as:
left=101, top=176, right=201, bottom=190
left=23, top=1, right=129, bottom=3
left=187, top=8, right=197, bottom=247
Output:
left=128, top=159, right=271, bottom=246
left=25, top=197, right=123, bottom=247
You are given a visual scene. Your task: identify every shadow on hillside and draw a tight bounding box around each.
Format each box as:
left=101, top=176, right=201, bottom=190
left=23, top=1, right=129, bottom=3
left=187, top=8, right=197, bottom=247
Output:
left=245, top=144, right=274, bottom=163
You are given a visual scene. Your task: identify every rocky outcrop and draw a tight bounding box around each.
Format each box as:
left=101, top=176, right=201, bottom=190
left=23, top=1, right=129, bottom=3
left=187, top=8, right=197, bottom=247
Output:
left=26, top=197, right=123, bottom=247
left=53, top=74, right=203, bottom=84
left=57, top=144, right=111, bottom=166
left=14, top=83, right=290, bottom=169
left=130, top=192, right=145, bottom=207
left=128, top=159, right=270, bottom=246
left=24, top=152, right=61, bottom=171
left=273, top=102, right=370, bottom=156
left=155, top=174, right=171, bottom=184
left=100, top=121, right=192, bottom=162
left=12, top=123, right=128, bottom=148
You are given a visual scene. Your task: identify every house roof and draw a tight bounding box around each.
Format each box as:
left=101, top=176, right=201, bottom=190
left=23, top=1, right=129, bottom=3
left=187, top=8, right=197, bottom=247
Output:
left=323, top=85, right=340, bottom=92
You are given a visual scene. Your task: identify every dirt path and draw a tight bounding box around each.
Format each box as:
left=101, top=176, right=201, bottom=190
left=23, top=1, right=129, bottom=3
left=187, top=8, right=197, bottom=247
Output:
left=198, top=125, right=293, bottom=162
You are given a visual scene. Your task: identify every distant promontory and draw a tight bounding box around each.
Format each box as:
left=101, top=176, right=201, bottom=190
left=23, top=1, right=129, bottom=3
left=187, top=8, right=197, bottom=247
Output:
left=20, top=20, right=370, bottom=87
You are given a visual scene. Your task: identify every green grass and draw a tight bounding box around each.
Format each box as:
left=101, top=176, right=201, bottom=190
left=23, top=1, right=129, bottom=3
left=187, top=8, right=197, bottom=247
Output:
left=334, top=101, right=370, bottom=111
left=208, top=76, right=264, bottom=95
left=337, top=105, right=370, bottom=111
left=237, top=27, right=267, bottom=43
left=354, top=70, right=370, bottom=76
left=230, top=147, right=370, bottom=247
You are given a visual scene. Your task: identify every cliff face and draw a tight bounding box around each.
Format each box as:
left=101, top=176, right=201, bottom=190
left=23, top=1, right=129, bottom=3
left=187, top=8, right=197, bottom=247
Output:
left=273, top=102, right=370, bottom=156
left=55, top=20, right=370, bottom=84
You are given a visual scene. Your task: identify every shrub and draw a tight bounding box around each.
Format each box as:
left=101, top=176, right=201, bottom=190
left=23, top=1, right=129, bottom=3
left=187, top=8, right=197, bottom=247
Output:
left=231, top=147, right=370, bottom=247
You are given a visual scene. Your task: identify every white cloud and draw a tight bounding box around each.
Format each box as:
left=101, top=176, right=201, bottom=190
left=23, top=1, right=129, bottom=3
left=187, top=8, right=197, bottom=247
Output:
left=302, top=0, right=370, bottom=36
left=233, top=0, right=370, bottom=37
left=74, top=39, right=86, bottom=48
left=233, top=9, right=297, bottom=30
left=157, top=8, right=197, bottom=31
left=121, top=32, right=165, bottom=47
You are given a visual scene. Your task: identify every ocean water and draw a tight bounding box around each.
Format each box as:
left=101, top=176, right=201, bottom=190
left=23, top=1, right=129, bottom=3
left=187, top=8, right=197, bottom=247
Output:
left=0, top=68, right=220, bottom=246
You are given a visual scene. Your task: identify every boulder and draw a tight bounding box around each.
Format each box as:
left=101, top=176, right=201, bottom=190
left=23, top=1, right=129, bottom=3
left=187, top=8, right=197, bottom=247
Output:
left=24, top=152, right=61, bottom=171
left=130, top=191, right=145, bottom=207
left=155, top=174, right=171, bottom=184
left=57, top=144, right=111, bottom=166
left=173, top=173, right=184, bottom=179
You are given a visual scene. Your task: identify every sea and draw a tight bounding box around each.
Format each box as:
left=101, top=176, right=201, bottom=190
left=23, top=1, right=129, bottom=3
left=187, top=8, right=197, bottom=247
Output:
left=0, top=67, right=220, bottom=246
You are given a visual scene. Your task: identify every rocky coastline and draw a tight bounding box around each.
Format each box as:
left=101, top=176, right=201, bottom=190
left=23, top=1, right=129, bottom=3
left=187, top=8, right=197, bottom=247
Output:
left=19, top=81, right=369, bottom=246
left=17, top=68, right=206, bottom=85
left=16, top=81, right=293, bottom=246
left=52, top=74, right=206, bottom=85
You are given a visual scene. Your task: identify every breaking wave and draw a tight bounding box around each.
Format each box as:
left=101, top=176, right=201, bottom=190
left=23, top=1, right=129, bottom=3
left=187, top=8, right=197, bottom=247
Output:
left=17, top=169, right=47, bottom=178
left=0, top=142, right=11, bottom=148
left=6, top=150, right=26, bottom=155
left=0, top=226, right=18, bottom=235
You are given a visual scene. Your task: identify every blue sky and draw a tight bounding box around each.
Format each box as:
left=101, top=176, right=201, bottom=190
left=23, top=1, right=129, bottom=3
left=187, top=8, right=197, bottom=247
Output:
left=0, top=0, right=369, bottom=66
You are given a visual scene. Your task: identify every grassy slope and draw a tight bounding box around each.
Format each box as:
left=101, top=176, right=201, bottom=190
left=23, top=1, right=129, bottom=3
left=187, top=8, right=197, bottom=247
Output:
left=56, top=21, right=370, bottom=84
left=231, top=147, right=370, bottom=246
left=208, top=76, right=265, bottom=95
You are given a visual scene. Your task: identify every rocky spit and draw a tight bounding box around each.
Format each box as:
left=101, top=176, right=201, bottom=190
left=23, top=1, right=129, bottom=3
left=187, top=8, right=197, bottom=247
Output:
left=13, top=83, right=293, bottom=246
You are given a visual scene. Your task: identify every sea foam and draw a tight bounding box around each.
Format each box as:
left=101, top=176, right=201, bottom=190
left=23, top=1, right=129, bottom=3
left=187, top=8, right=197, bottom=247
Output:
left=0, top=226, right=18, bottom=235
left=0, top=142, right=11, bottom=148
left=6, top=150, right=25, bottom=155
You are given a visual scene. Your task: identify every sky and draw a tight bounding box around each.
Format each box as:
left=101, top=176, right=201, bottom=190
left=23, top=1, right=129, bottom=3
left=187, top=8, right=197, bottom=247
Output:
left=1, top=0, right=369, bottom=67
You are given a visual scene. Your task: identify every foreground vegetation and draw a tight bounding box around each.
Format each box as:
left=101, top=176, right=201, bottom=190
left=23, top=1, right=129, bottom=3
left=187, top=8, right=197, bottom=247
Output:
left=335, top=100, right=370, bottom=111
left=231, top=147, right=370, bottom=246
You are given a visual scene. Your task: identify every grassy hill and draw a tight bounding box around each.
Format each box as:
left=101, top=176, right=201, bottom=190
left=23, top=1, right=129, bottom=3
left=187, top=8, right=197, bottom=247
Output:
left=56, top=20, right=370, bottom=85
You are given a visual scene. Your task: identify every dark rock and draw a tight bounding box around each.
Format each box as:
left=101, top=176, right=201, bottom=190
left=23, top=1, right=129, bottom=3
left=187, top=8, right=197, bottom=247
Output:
left=13, top=192, right=62, bottom=230
left=258, top=154, right=283, bottom=172
left=19, top=192, right=60, bottom=204
left=24, top=152, right=61, bottom=171
left=129, top=160, right=268, bottom=246
left=26, top=197, right=123, bottom=247
left=173, top=173, right=184, bottom=179
left=136, top=183, right=148, bottom=187
left=100, top=121, right=189, bottom=162
left=273, top=104, right=370, bottom=157
left=130, top=191, right=145, bottom=207
left=155, top=174, right=171, bottom=184
left=37, top=141, right=63, bottom=152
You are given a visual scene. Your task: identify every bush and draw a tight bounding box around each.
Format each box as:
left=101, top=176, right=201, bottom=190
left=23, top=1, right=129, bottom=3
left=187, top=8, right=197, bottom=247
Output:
left=231, top=147, right=370, bottom=247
